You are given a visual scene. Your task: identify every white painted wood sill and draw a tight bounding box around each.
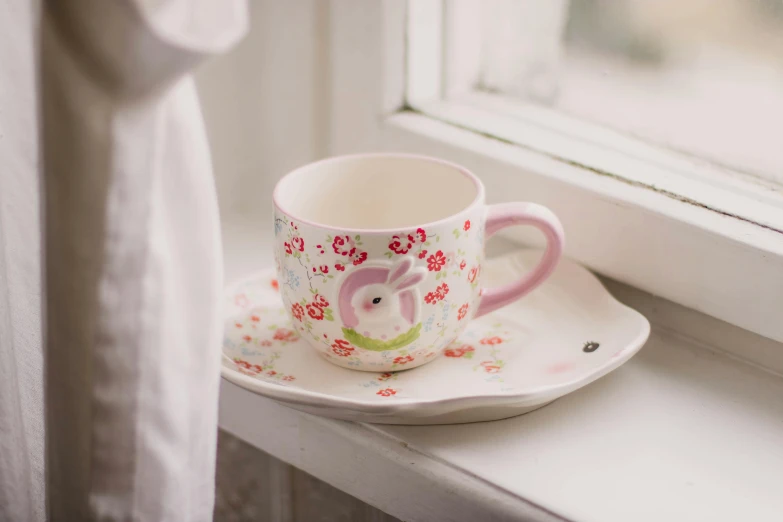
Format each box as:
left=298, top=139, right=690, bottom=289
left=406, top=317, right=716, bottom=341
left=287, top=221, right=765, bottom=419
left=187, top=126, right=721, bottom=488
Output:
left=219, top=215, right=783, bottom=522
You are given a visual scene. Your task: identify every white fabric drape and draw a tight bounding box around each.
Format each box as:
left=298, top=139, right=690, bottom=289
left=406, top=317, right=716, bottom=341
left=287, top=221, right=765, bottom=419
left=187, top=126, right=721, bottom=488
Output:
left=0, top=1, right=45, bottom=520
left=2, top=1, right=246, bottom=521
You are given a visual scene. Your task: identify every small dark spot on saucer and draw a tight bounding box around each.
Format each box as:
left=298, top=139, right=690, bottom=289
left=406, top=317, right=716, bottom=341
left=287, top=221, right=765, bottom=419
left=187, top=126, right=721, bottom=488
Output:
left=583, top=341, right=599, bottom=353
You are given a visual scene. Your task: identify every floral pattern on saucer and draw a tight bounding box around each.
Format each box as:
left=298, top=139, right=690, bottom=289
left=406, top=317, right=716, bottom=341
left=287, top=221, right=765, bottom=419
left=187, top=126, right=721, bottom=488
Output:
left=221, top=251, right=651, bottom=424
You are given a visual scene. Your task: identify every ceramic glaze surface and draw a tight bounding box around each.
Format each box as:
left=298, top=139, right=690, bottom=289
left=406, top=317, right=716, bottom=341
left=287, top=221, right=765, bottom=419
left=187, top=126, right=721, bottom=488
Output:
left=222, top=251, right=651, bottom=424
left=272, top=153, right=563, bottom=371
left=273, top=209, right=486, bottom=371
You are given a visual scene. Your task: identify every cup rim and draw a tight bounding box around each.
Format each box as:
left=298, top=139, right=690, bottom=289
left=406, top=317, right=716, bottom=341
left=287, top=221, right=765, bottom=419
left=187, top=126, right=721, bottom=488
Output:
left=272, top=152, right=485, bottom=233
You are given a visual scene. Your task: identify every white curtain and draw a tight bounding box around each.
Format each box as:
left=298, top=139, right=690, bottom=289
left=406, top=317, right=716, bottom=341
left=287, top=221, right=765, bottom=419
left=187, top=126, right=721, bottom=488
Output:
left=1, top=1, right=247, bottom=520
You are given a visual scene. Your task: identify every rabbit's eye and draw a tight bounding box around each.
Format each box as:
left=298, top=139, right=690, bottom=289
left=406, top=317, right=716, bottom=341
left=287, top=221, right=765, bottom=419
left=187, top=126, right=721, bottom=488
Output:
left=372, top=297, right=382, bottom=304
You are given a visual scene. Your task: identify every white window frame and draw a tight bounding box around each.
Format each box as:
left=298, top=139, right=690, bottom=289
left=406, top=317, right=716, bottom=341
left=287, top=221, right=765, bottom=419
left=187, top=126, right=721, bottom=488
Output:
left=328, top=0, right=783, bottom=343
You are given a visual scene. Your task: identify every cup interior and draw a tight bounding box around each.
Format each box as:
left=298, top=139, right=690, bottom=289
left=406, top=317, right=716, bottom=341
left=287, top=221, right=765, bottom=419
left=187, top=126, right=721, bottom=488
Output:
left=274, top=154, right=481, bottom=230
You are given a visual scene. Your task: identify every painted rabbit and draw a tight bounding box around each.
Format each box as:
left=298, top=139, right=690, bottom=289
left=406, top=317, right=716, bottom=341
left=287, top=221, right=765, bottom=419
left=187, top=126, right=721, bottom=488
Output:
left=337, top=257, right=427, bottom=351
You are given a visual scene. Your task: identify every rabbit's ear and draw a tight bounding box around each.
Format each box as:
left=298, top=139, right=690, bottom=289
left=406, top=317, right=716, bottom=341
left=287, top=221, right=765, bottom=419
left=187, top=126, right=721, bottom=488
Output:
left=392, top=267, right=426, bottom=291
left=387, top=258, right=413, bottom=285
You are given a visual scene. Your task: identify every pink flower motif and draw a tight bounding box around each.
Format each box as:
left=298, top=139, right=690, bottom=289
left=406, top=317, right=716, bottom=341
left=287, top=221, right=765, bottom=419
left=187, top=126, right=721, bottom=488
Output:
left=467, top=266, right=478, bottom=283
left=271, top=279, right=279, bottom=291
left=547, top=362, right=574, bottom=374
left=260, top=340, right=272, bottom=347
left=306, top=303, right=325, bottom=320
left=273, top=328, right=298, bottom=342
left=282, top=375, right=295, bottom=382
left=424, top=292, right=437, bottom=305
left=291, top=236, right=305, bottom=252
left=444, top=345, right=474, bottom=358
left=250, top=315, right=260, bottom=323
left=235, top=360, right=252, bottom=370
left=481, top=361, right=501, bottom=374
left=234, top=322, right=242, bottom=328
left=291, top=303, right=305, bottom=321
left=332, top=235, right=356, bottom=257
left=457, top=303, right=469, bottom=321
left=331, top=339, right=355, bottom=357
left=389, top=234, right=414, bottom=254
left=393, top=355, right=414, bottom=365
left=234, top=294, right=249, bottom=308
left=464, top=220, right=471, bottom=231
left=480, top=336, right=503, bottom=346
left=352, top=251, right=368, bottom=266
left=376, top=388, right=397, bottom=397
left=427, top=250, right=447, bottom=272
left=267, top=370, right=277, bottom=376
left=435, top=283, right=449, bottom=298
left=459, top=260, right=466, bottom=270
left=242, top=335, right=252, bottom=342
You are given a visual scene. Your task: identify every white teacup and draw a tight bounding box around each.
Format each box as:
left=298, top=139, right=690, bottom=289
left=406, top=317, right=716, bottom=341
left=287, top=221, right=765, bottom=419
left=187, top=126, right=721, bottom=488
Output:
left=273, top=153, right=564, bottom=372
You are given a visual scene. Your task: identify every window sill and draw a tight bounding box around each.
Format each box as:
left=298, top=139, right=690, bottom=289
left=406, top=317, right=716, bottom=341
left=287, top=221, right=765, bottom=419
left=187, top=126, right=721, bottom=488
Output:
left=219, top=213, right=783, bottom=522
left=373, top=111, right=783, bottom=344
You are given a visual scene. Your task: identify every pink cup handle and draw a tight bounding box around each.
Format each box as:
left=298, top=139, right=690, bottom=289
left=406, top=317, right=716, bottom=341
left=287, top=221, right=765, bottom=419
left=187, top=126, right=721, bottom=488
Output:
left=475, top=202, right=565, bottom=318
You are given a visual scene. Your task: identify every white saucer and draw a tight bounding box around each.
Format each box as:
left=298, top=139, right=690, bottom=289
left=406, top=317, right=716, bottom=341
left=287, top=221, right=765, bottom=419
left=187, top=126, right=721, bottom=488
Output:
left=221, top=251, right=650, bottom=424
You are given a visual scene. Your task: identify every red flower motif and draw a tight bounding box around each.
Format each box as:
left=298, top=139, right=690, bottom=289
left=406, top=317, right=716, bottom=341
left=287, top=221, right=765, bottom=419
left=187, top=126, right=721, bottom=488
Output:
left=331, top=339, right=355, bottom=357
left=418, top=249, right=428, bottom=259
left=457, top=303, right=469, bottom=321
left=335, top=263, right=346, bottom=271
left=251, top=315, right=260, bottom=322
left=376, top=388, right=397, bottom=397
left=242, top=335, right=252, bottom=342
left=378, top=372, right=393, bottom=381
left=291, top=303, right=305, bottom=321
left=320, top=265, right=329, bottom=274
left=352, top=251, right=368, bottom=266
left=444, top=345, right=475, bottom=358
left=332, top=235, right=356, bottom=257
left=234, top=322, right=242, bottom=328
left=267, top=370, right=277, bottom=376
left=481, top=362, right=501, bottom=374
left=282, top=375, right=296, bottom=382
left=427, top=250, right=447, bottom=272
left=291, top=236, right=305, bottom=252
left=467, top=266, right=478, bottom=283
left=313, top=294, right=329, bottom=309
left=388, top=234, right=414, bottom=254
left=273, top=328, right=298, bottom=342
left=480, top=336, right=503, bottom=346
left=260, top=340, right=272, bottom=347
left=424, top=292, right=437, bottom=304
left=307, top=304, right=325, bottom=320
left=464, top=220, right=471, bottom=231
left=271, top=279, right=279, bottom=291
left=284, top=242, right=293, bottom=255
left=436, top=283, right=449, bottom=298
left=234, top=294, right=249, bottom=308
left=459, top=260, right=466, bottom=270
left=415, top=227, right=427, bottom=243
left=393, top=355, right=414, bottom=365
left=235, top=360, right=263, bottom=375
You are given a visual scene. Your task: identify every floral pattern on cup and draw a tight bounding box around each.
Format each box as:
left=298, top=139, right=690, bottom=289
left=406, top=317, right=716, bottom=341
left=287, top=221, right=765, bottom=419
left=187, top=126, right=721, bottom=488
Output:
left=273, top=209, right=485, bottom=371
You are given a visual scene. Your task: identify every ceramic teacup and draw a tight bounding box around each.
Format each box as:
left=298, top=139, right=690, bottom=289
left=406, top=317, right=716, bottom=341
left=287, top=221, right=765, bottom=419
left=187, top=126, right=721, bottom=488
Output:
left=273, top=153, right=564, bottom=372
